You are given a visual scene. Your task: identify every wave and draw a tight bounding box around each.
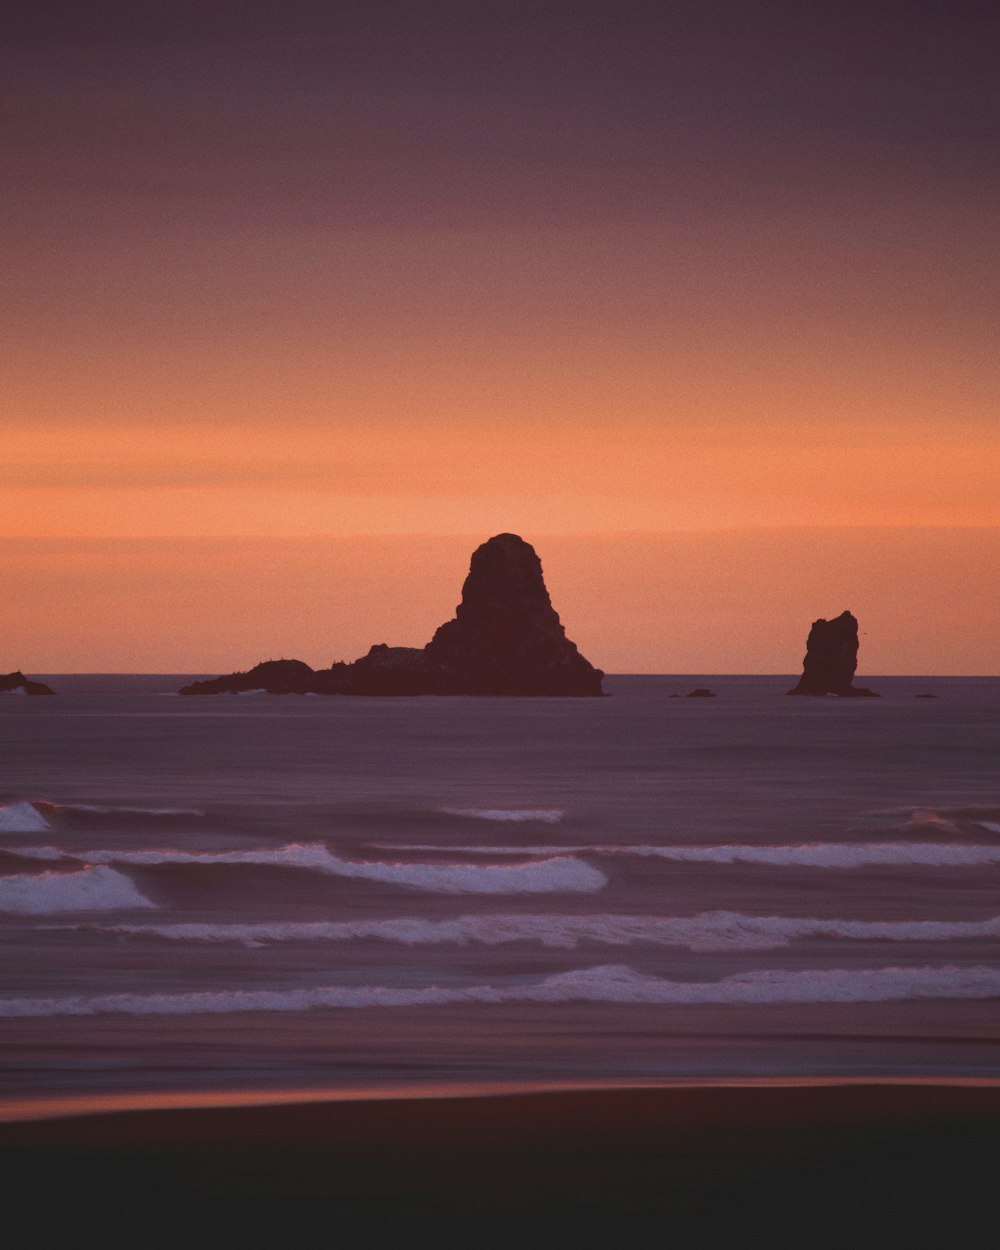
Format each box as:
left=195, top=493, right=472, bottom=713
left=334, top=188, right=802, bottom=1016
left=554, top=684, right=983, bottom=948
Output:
left=2, top=962, right=998, bottom=1017
left=83, top=910, right=1000, bottom=952
left=439, top=808, right=565, bottom=823
left=380, top=841, right=1000, bottom=869
left=622, top=842, right=1000, bottom=868
left=0, top=866, right=155, bottom=914
left=875, top=804, right=1000, bottom=822
left=38, top=842, right=607, bottom=895
left=38, top=802, right=206, bottom=818
left=869, top=804, right=1000, bottom=838
left=0, top=802, right=49, bottom=834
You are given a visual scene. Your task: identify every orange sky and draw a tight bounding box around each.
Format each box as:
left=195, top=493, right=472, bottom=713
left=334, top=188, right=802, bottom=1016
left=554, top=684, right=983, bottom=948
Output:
left=3, top=4, right=998, bottom=674
left=4, top=528, right=998, bottom=676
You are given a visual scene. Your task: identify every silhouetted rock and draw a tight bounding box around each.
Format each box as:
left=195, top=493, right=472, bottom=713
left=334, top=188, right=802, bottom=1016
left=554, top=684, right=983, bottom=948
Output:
left=685, top=688, right=716, bottom=698
left=180, top=659, right=316, bottom=696
left=787, top=612, right=878, bottom=697
left=180, top=535, right=604, bottom=697
left=318, top=646, right=435, bottom=696
left=0, top=671, right=56, bottom=696
left=423, top=534, right=604, bottom=696
left=915, top=693, right=939, bottom=699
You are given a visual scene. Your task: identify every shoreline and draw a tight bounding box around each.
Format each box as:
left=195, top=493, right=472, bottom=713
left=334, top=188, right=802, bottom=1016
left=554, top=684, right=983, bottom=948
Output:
left=4, top=1071, right=1000, bottom=1125
left=3, top=1081, right=999, bottom=1247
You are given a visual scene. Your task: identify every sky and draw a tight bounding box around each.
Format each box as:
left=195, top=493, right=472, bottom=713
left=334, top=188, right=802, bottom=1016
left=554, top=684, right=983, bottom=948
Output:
left=4, top=1, right=998, bottom=673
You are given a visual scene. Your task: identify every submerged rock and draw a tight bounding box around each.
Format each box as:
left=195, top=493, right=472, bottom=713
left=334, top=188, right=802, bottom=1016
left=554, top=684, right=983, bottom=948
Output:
left=180, top=534, right=604, bottom=697
left=0, top=671, right=56, bottom=696
left=787, top=612, right=878, bottom=697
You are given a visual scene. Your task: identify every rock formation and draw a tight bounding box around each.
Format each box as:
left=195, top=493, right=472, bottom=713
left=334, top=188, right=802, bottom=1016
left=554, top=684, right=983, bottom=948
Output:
left=180, top=659, right=316, bottom=696
left=423, top=534, right=603, bottom=695
left=180, top=534, right=604, bottom=697
left=787, top=612, right=878, bottom=697
left=0, top=671, right=56, bottom=696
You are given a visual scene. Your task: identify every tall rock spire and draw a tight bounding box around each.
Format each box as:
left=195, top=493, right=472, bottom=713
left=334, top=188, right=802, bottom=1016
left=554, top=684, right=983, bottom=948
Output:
left=787, top=611, right=878, bottom=697
left=425, top=534, right=604, bottom=696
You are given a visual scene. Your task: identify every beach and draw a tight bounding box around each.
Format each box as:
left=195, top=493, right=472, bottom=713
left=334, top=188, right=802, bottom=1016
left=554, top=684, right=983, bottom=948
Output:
left=3, top=1082, right=999, bottom=1247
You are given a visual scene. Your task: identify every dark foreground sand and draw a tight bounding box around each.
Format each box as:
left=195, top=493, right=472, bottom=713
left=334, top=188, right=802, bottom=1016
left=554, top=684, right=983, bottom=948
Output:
left=2, top=1083, right=999, bottom=1249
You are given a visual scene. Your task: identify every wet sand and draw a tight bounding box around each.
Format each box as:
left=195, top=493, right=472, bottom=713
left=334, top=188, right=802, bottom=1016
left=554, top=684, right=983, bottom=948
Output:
left=3, top=1082, right=999, bottom=1248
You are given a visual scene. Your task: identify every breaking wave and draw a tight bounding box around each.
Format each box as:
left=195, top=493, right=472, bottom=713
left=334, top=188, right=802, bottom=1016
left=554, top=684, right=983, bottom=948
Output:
left=36, top=842, right=606, bottom=894
left=83, top=910, right=1000, bottom=951
left=0, top=866, right=155, bottom=914
left=439, top=808, right=565, bottom=823
left=2, top=963, right=998, bottom=1017
left=382, top=841, right=1000, bottom=869
left=620, top=842, right=1000, bottom=868
left=38, top=802, right=205, bottom=817
left=875, top=804, right=1000, bottom=823
left=0, top=802, right=49, bottom=834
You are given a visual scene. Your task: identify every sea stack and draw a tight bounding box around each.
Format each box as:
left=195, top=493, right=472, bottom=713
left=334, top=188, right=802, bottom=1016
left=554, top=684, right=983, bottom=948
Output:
left=787, top=612, right=878, bottom=697
left=0, top=671, right=56, bottom=696
left=180, top=534, right=604, bottom=697
left=424, top=533, right=604, bottom=696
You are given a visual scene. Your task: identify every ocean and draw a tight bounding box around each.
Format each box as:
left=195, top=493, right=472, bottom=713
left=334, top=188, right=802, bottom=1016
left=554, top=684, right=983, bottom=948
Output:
left=2, top=674, right=999, bottom=1116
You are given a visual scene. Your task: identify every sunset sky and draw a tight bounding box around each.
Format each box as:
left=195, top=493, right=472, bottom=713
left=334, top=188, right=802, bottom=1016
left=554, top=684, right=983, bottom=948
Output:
left=4, top=1, right=998, bottom=673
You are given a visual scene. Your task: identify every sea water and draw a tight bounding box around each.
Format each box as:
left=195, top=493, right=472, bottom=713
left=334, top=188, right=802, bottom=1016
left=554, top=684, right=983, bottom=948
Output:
left=2, top=674, right=999, bottom=1112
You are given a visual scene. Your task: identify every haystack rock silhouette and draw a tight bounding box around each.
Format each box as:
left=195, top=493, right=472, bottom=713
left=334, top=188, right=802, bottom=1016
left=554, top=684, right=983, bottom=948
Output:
left=0, top=671, right=56, bottom=696
left=180, top=534, right=604, bottom=697
left=787, top=611, right=878, bottom=697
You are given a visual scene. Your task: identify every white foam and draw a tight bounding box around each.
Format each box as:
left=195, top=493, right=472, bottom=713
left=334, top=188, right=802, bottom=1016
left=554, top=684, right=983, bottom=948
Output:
left=64, top=842, right=607, bottom=894
left=2, top=962, right=997, bottom=1018
left=0, top=866, right=155, bottom=914
left=979, top=823, right=1000, bottom=835
left=91, top=910, right=1000, bottom=952
left=237, top=689, right=268, bottom=696
left=441, top=808, right=565, bottom=824
left=0, top=688, right=28, bottom=696
left=383, top=841, right=1000, bottom=869
left=0, top=802, right=49, bottom=834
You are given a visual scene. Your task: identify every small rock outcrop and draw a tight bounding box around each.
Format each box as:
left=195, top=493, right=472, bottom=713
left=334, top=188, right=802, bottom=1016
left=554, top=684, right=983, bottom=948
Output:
left=0, top=671, right=56, bottom=696
left=320, top=646, right=434, bottom=696
left=685, top=688, right=716, bottom=698
left=180, top=659, right=316, bottom=696
left=180, top=535, right=604, bottom=697
left=787, top=612, right=878, bottom=697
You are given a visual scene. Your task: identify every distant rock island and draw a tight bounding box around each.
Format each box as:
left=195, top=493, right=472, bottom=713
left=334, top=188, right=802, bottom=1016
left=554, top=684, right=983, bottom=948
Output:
left=180, top=534, right=605, bottom=697
left=0, top=671, right=56, bottom=696
left=787, top=611, right=878, bottom=697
